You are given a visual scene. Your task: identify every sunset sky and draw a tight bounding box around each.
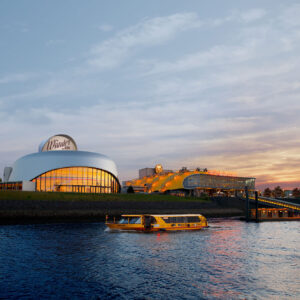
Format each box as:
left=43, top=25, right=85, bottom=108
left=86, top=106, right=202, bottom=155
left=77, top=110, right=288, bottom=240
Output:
left=1, top=0, right=300, bottom=189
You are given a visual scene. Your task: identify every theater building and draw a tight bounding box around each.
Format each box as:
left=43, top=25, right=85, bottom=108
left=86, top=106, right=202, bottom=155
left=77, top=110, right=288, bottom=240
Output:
left=125, top=165, right=255, bottom=196
left=1, top=134, right=120, bottom=193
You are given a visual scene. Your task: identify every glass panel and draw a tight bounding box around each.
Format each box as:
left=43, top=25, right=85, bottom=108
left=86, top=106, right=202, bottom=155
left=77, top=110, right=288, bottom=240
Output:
left=61, top=168, right=68, bottom=185
left=45, top=173, right=51, bottom=191
left=60, top=185, right=67, bottom=192
left=73, top=167, right=79, bottom=185
left=77, top=168, right=83, bottom=185
left=88, top=168, right=93, bottom=186
left=49, top=170, right=53, bottom=191
left=105, top=172, right=108, bottom=193
left=40, top=173, right=45, bottom=191
left=108, top=174, right=112, bottom=193
left=93, top=168, right=97, bottom=186
left=83, top=167, right=88, bottom=186
left=36, top=178, right=40, bottom=191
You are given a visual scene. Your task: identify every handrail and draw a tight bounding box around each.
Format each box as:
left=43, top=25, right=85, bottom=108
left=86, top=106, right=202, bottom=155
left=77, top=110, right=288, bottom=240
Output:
left=249, top=196, right=300, bottom=211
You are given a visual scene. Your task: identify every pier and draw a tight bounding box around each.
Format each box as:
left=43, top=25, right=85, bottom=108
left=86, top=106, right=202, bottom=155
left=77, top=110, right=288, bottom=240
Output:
left=244, top=190, right=300, bottom=222
left=250, top=208, right=300, bottom=221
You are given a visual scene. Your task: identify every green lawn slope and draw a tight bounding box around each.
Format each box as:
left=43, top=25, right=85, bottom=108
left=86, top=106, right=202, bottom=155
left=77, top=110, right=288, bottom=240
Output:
left=0, top=191, right=244, bottom=224
left=0, top=190, right=210, bottom=202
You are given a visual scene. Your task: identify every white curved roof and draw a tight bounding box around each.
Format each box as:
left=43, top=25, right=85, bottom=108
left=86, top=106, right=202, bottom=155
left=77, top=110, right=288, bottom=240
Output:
left=8, top=151, right=118, bottom=182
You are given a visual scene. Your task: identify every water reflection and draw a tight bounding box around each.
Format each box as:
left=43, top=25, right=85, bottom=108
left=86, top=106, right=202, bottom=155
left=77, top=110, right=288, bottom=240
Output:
left=0, top=220, right=299, bottom=299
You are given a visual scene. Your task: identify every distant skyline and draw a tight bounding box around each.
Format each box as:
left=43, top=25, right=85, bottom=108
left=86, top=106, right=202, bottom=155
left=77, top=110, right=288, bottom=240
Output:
left=1, top=1, right=300, bottom=189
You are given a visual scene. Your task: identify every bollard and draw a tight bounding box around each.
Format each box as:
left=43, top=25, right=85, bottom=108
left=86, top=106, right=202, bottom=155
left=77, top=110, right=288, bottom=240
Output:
left=245, top=186, right=249, bottom=222
left=255, top=191, right=259, bottom=222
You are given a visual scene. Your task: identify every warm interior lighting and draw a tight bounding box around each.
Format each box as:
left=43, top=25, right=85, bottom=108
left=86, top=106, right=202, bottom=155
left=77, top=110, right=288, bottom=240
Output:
left=32, top=166, right=119, bottom=193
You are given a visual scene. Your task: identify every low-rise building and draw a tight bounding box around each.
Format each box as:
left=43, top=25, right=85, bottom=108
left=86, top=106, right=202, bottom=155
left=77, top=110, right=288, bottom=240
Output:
left=125, top=165, right=255, bottom=196
left=1, top=134, right=120, bottom=193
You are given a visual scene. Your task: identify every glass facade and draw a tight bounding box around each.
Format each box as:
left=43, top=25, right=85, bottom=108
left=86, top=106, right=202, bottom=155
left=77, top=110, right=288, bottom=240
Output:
left=0, top=182, right=22, bottom=191
left=183, top=174, right=255, bottom=190
left=32, top=167, right=120, bottom=193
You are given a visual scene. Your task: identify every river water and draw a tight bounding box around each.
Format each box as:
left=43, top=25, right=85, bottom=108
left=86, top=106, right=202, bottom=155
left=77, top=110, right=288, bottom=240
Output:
left=0, top=219, right=299, bottom=299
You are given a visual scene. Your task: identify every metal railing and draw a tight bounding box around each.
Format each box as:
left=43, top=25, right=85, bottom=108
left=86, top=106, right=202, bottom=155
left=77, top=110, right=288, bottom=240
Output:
left=249, top=195, right=300, bottom=212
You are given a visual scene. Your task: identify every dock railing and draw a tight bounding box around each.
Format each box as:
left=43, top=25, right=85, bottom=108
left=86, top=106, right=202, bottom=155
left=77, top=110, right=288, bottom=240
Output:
left=250, top=196, right=300, bottom=212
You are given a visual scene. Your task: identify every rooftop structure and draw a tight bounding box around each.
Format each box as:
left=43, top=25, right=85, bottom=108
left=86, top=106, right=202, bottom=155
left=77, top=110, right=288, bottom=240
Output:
left=125, top=165, right=255, bottom=197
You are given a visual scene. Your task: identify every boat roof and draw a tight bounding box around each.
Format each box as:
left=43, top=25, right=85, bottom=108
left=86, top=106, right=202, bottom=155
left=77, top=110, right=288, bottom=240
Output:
left=121, top=215, right=143, bottom=217
left=121, top=214, right=203, bottom=217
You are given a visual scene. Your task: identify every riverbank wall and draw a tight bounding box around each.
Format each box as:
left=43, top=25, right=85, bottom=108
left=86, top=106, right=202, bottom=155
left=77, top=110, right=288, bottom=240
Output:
left=0, top=191, right=245, bottom=224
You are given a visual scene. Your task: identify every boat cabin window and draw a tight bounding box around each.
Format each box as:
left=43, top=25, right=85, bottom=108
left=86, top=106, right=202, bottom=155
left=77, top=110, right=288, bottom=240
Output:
left=163, top=216, right=200, bottom=223
left=118, top=218, right=128, bottom=224
left=187, top=216, right=201, bottom=222
left=118, top=216, right=148, bottom=224
left=129, top=217, right=141, bottom=224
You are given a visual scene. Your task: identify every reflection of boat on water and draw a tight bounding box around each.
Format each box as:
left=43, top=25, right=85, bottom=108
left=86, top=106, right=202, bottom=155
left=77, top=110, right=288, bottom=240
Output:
left=106, top=214, right=208, bottom=232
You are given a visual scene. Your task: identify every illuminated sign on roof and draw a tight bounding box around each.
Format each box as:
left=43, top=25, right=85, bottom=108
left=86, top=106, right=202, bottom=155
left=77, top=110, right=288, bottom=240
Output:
left=39, top=134, right=78, bottom=152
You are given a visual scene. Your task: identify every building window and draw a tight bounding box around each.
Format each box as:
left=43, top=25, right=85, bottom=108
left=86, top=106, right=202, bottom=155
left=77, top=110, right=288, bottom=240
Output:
left=32, top=167, right=120, bottom=193
left=0, top=182, right=22, bottom=191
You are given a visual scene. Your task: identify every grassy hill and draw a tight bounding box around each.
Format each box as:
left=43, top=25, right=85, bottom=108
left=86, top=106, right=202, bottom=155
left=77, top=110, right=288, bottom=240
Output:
left=0, top=191, right=243, bottom=224
left=0, top=190, right=210, bottom=202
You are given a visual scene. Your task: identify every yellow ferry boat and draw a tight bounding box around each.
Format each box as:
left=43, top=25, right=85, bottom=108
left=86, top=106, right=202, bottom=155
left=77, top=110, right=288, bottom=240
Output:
left=105, top=214, right=208, bottom=232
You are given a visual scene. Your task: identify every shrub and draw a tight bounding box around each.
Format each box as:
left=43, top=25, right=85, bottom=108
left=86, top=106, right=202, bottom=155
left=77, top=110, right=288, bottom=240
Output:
left=127, top=186, right=134, bottom=194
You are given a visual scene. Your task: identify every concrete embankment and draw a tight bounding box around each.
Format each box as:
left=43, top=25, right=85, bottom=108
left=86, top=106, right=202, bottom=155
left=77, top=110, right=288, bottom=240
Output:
left=0, top=191, right=244, bottom=224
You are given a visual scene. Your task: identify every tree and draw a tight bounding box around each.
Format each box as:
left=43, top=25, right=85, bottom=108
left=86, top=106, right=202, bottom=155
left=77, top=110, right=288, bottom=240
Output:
left=292, top=188, right=300, bottom=198
left=273, top=186, right=284, bottom=198
left=263, top=187, right=272, bottom=197
left=0, top=177, right=2, bottom=183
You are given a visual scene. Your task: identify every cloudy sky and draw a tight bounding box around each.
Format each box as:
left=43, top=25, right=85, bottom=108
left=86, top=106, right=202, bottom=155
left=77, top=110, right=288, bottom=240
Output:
left=1, top=0, right=300, bottom=188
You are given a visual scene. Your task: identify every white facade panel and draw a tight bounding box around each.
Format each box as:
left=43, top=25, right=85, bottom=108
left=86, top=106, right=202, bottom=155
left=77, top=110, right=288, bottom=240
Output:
left=8, top=151, right=118, bottom=182
left=22, top=181, right=36, bottom=191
